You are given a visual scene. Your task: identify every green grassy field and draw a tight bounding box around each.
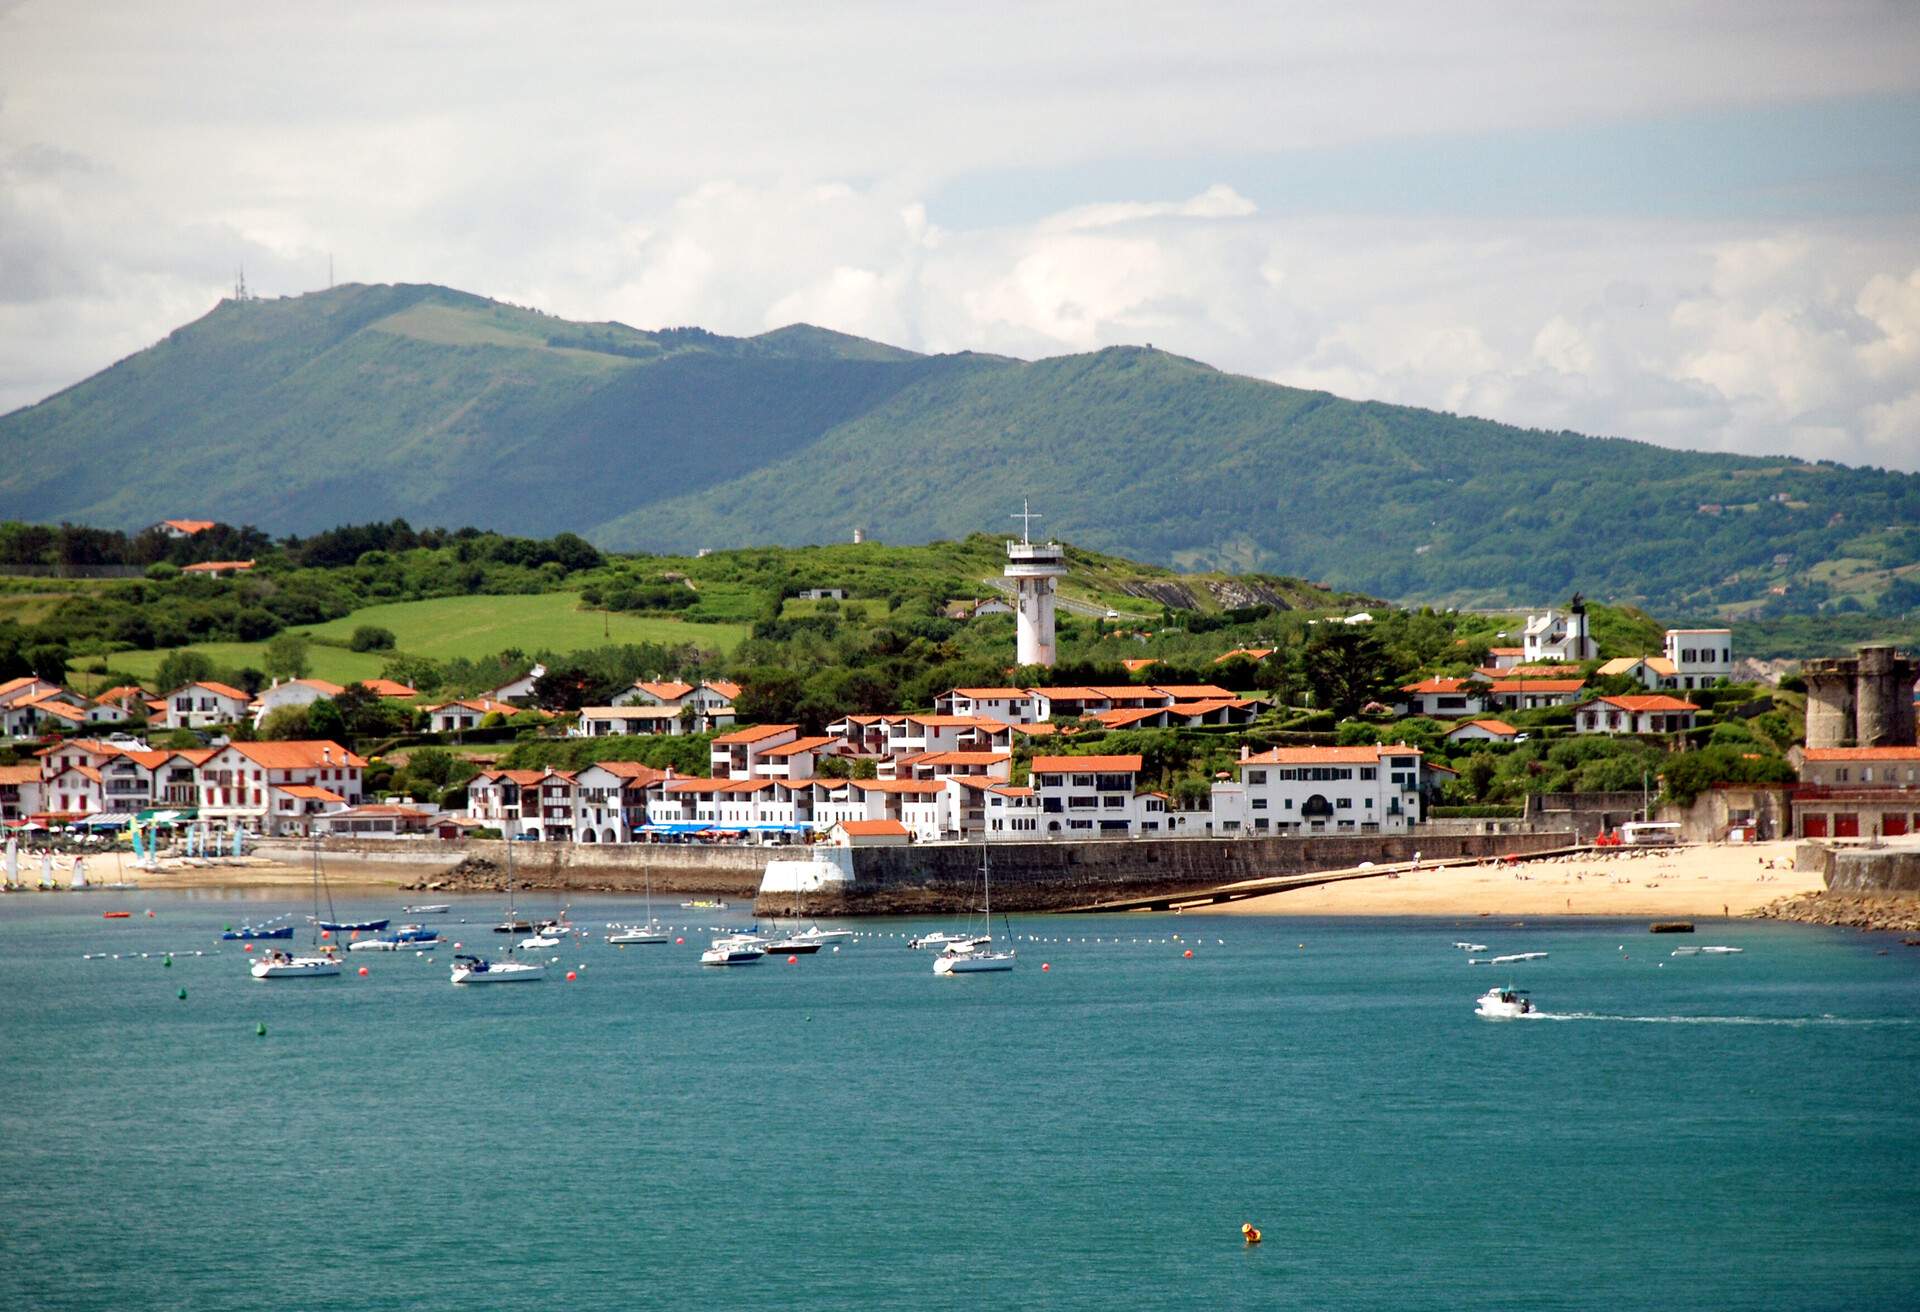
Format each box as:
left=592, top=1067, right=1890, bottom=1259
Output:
left=293, top=592, right=748, bottom=661
left=66, top=593, right=748, bottom=691
left=77, top=643, right=391, bottom=688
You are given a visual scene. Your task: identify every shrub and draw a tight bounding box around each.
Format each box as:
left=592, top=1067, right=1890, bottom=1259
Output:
left=349, top=625, right=397, bottom=652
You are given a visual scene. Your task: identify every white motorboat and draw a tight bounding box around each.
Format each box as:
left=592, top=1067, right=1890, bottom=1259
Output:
left=934, top=845, right=1015, bottom=976
left=251, top=949, right=342, bottom=979
left=681, top=899, right=730, bottom=910
left=700, top=941, right=766, bottom=966
left=350, top=930, right=445, bottom=951
left=793, top=925, right=852, bottom=942
left=1453, top=941, right=1488, bottom=951
left=450, top=954, right=546, bottom=983
left=403, top=903, right=451, bottom=914
left=1475, top=987, right=1537, bottom=1019
left=518, top=934, right=560, bottom=950
left=1471, top=951, right=1549, bottom=965
left=608, top=923, right=671, bottom=944
left=909, top=931, right=971, bottom=950
left=1700, top=945, right=1744, bottom=954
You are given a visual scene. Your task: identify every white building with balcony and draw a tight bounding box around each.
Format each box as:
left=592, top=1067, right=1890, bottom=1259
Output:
left=1211, top=744, right=1427, bottom=835
left=1029, top=753, right=1145, bottom=837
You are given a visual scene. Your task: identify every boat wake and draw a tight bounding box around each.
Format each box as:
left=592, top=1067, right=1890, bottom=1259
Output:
left=1531, top=1012, right=1916, bottom=1027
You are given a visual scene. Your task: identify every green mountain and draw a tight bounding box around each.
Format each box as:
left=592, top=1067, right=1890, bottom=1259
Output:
left=5, top=282, right=1917, bottom=612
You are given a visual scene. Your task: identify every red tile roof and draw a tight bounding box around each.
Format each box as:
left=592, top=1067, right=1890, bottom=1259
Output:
left=711, top=723, right=797, bottom=745
left=1488, top=679, right=1586, bottom=693
left=836, top=819, right=909, bottom=837
left=356, top=678, right=419, bottom=698
left=1447, top=719, right=1518, bottom=737
left=1031, top=754, right=1143, bottom=774
left=1802, top=747, right=1920, bottom=761
left=1241, top=745, right=1421, bottom=765
left=162, top=519, right=215, bottom=534
left=227, top=740, right=367, bottom=769
left=1591, top=695, right=1699, bottom=713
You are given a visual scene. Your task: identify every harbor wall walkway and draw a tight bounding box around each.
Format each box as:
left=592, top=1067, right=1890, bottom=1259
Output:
left=763, top=830, right=1576, bottom=915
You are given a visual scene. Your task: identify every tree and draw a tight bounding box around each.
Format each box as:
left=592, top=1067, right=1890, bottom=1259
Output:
left=307, top=697, right=347, bottom=742
left=154, top=649, right=216, bottom=693
left=348, top=625, right=397, bottom=652
left=257, top=705, right=314, bottom=740
left=1301, top=627, right=1390, bottom=720
left=263, top=632, right=310, bottom=679
left=26, top=643, right=70, bottom=685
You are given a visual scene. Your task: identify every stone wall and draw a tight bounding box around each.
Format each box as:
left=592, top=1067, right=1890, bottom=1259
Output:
left=261, top=838, right=770, bottom=895
left=1825, top=845, right=1920, bottom=896
left=768, top=830, right=1576, bottom=915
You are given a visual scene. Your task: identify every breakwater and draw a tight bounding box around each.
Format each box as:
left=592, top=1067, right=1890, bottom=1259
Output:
left=756, top=830, right=1576, bottom=915
left=1753, top=841, right=1920, bottom=931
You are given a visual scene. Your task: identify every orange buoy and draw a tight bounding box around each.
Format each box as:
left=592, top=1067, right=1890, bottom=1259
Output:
left=675, top=937, right=685, bottom=945
left=566, top=970, right=577, bottom=981
left=320, top=930, right=331, bottom=940
left=1241, top=1222, right=1262, bottom=1244
left=1183, top=949, right=1194, bottom=959
left=357, top=966, right=369, bottom=976
left=243, top=943, right=254, bottom=952
left=1041, top=962, right=1050, bottom=972
left=787, top=955, right=798, bottom=964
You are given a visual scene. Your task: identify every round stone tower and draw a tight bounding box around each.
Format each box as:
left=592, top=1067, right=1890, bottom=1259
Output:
left=1802, top=658, right=1857, bottom=749
left=1855, top=645, right=1919, bottom=748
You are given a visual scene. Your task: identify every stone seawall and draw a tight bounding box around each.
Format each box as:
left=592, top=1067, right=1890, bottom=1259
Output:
left=260, top=839, right=769, bottom=896
left=762, top=831, right=1575, bottom=915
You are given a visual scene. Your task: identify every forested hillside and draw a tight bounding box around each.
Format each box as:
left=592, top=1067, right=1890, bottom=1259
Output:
left=4, top=283, right=1916, bottom=612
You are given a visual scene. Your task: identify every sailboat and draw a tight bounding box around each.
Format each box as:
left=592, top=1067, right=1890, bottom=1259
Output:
left=452, top=838, right=545, bottom=983
left=763, top=865, right=824, bottom=955
left=251, top=837, right=342, bottom=979
left=933, top=844, right=1015, bottom=975
left=608, top=866, right=669, bottom=944
left=3, top=834, right=17, bottom=890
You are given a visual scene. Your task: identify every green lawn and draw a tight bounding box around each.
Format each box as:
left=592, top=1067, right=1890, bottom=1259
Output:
left=77, top=643, right=391, bottom=688
left=68, top=592, right=748, bottom=691
left=293, top=592, right=748, bottom=661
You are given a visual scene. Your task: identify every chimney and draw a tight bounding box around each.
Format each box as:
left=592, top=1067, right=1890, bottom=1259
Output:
left=1240, top=744, right=1249, bottom=761
left=323, top=745, right=332, bottom=764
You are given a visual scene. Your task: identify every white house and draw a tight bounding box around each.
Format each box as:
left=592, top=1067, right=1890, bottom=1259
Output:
left=611, top=679, right=738, bottom=731
left=1485, top=678, right=1586, bottom=710
left=1029, top=753, right=1146, bottom=838
left=196, top=740, right=366, bottom=835
left=573, top=705, right=688, bottom=737
left=465, top=768, right=548, bottom=838
left=1444, top=718, right=1520, bottom=744
left=0, top=762, right=43, bottom=820
left=1594, top=656, right=1678, bottom=690
left=710, top=723, right=799, bottom=778
left=163, top=680, right=253, bottom=730
left=423, top=698, right=522, bottom=733
left=1521, top=604, right=1595, bottom=663
left=41, top=763, right=104, bottom=817
left=483, top=662, right=546, bottom=703
left=1397, top=677, right=1489, bottom=718
left=1574, top=694, right=1701, bottom=735
left=1212, top=744, right=1427, bottom=835
left=827, top=819, right=910, bottom=846
left=0, top=676, right=65, bottom=711
left=1663, top=628, right=1733, bottom=689
left=252, top=678, right=346, bottom=726
left=936, top=687, right=1040, bottom=724
left=981, top=783, right=1039, bottom=839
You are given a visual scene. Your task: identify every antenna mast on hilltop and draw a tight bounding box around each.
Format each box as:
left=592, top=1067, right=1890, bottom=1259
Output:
left=234, top=264, right=250, bottom=302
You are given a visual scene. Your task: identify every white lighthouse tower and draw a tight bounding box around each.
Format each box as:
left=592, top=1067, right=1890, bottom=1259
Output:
left=1006, top=499, right=1068, bottom=668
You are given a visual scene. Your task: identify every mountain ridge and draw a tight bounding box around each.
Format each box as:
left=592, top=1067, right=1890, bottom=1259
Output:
left=3, top=282, right=1916, bottom=614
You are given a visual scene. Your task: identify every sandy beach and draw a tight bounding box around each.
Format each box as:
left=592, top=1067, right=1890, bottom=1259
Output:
left=10, top=851, right=422, bottom=891
left=1213, top=841, right=1821, bottom=918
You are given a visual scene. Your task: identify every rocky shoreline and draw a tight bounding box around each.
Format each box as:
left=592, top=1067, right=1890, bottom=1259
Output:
left=1750, top=890, right=1920, bottom=935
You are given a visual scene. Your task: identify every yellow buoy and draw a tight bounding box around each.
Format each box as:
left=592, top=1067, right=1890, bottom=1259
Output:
left=1241, top=1222, right=1262, bottom=1244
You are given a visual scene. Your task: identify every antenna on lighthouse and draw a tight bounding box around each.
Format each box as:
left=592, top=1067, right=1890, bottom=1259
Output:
left=1011, top=498, right=1042, bottom=545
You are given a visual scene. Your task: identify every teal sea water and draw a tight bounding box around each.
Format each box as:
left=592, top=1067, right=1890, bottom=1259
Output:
left=3, top=891, right=1918, bottom=1311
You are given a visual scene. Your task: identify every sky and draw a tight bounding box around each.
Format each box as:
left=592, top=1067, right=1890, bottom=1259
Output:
left=2, top=1, right=1919, bottom=469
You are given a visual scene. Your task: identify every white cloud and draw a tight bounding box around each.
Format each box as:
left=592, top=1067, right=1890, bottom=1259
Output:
left=1, top=1, right=1917, bottom=471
